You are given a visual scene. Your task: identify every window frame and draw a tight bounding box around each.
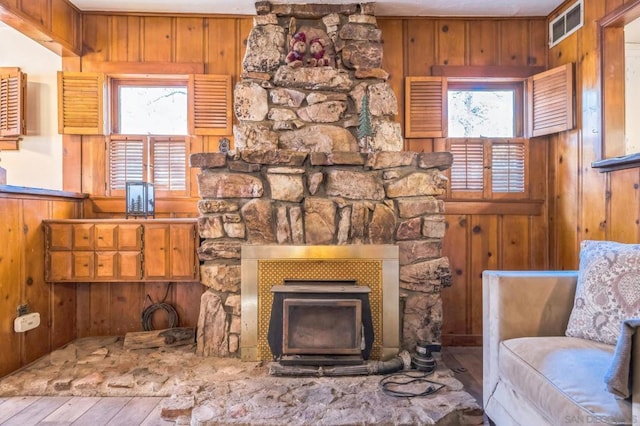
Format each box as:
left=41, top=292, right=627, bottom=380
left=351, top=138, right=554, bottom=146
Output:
left=446, top=79, right=528, bottom=200
left=109, top=77, right=188, bottom=136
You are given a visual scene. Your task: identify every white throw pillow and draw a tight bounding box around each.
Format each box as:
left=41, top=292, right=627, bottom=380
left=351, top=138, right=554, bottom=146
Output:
left=565, top=240, right=640, bottom=345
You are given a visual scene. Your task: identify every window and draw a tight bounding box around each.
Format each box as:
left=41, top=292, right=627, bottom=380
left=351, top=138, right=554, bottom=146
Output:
left=108, top=78, right=189, bottom=196
left=447, top=81, right=527, bottom=199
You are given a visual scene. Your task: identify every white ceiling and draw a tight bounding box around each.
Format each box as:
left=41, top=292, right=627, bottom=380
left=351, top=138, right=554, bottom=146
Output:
left=67, top=0, right=565, bottom=17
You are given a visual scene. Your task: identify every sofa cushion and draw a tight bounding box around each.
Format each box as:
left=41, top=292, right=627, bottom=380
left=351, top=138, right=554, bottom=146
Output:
left=500, top=336, right=631, bottom=425
left=565, top=240, right=640, bottom=345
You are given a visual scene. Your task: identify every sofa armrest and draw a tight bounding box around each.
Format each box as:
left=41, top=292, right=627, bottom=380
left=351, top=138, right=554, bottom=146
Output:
left=482, top=270, right=579, bottom=410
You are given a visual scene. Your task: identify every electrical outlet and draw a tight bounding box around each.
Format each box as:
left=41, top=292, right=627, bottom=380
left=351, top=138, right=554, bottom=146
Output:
left=17, top=304, right=28, bottom=316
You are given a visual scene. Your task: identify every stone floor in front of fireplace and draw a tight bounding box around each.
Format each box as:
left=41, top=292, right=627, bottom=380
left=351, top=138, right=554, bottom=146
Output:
left=0, top=336, right=483, bottom=425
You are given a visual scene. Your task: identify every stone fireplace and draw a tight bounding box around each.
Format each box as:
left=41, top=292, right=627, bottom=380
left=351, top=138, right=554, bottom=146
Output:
left=189, top=1, right=453, bottom=361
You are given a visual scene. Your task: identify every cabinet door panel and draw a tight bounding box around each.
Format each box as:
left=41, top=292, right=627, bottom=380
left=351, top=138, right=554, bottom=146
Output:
left=73, top=224, right=94, bottom=250
left=72, top=251, right=94, bottom=279
left=95, top=224, right=118, bottom=250
left=144, top=225, right=169, bottom=279
left=47, top=224, right=73, bottom=250
left=47, top=251, right=73, bottom=281
left=119, top=251, right=142, bottom=280
left=170, top=224, right=196, bottom=280
left=95, top=252, right=117, bottom=279
left=118, top=224, right=143, bottom=251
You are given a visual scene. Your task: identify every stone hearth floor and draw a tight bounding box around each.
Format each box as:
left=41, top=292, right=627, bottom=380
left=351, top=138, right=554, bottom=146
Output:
left=0, top=336, right=483, bottom=425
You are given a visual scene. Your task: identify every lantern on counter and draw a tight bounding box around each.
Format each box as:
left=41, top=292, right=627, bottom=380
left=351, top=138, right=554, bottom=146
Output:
left=125, top=181, right=155, bottom=218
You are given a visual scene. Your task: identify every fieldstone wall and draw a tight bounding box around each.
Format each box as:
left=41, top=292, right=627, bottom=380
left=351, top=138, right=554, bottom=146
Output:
left=191, top=150, right=453, bottom=356
left=235, top=1, right=402, bottom=153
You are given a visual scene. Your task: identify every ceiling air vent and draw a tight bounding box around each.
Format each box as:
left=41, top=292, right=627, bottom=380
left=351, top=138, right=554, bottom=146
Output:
left=549, top=0, right=583, bottom=47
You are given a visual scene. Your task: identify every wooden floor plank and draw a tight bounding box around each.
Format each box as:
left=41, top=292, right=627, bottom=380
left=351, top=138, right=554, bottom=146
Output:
left=41, top=397, right=101, bottom=423
left=106, top=397, right=163, bottom=425
left=71, top=397, right=132, bottom=425
left=1, top=396, right=70, bottom=426
left=139, top=398, right=174, bottom=426
left=0, top=396, right=41, bottom=423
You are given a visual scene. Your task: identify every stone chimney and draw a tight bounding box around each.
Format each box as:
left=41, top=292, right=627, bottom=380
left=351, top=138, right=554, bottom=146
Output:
left=190, top=2, right=453, bottom=359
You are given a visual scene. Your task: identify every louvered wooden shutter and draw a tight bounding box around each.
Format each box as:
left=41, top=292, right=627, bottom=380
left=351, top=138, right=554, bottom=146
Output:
left=405, top=77, right=447, bottom=138
left=449, top=140, right=485, bottom=192
left=151, top=137, right=187, bottom=192
left=491, top=140, right=526, bottom=193
left=0, top=68, right=27, bottom=138
left=528, top=63, right=574, bottom=137
left=189, top=74, right=232, bottom=135
left=109, top=137, right=145, bottom=191
left=58, top=71, right=106, bottom=135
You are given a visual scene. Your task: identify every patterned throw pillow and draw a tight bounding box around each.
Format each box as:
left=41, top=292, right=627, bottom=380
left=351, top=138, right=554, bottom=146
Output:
left=565, top=240, right=640, bottom=345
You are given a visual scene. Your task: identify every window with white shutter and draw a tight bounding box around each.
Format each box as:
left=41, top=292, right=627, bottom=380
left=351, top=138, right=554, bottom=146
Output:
left=108, top=137, right=146, bottom=192
left=151, top=137, right=187, bottom=193
left=492, top=141, right=526, bottom=193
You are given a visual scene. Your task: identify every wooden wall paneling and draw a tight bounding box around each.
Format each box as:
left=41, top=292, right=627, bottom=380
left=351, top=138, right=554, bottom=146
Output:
left=142, top=17, right=173, bottom=62
left=500, top=215, right=531, bottom=270
left=204, top=18, right=238, bottom=75
left=528, top=20, right=548, bottom=67
left=51, top=0, right=78, bottom=50
left=378, top=19, right=404, bottom=135
left=530, top=214, right=549, bottom=269
left=467, top=21, right=498, bottom=66
left=528, top=138, right=548, bottom=199
left=435, top=20, right=466, bottom=66
left=580, top=0, right=607, bottom=242
left=0, top=198, right=22, bottom=377
left=174, top=283, right=203, bottom=328
left=51, top=282, right=76, bottom=349
left=110, top=283, right=143, bottom=334
left=82, top=14, right=110, bottom=63
left=405, top=19, right=435, bottom=75
left=18, top=0, right=49, bottom=31
left=75, top=284, right=92, bottom=337
left=82, top=136, right=106, bottom=196
left=22, top=200, right=52, bottom=365
left=469, top=215, right=498, bottom=337
left=89, top=283, right=110, bottom=335
left=498, top=20, right=530, bottom=66
left=608, top=169, right=640, bottom=243
left=441, top=214, right=469, bottom=344
left=110, top=16, right=131, bottom=62
left=176, top=17, right=204, bottom=64
left=126, top=16, right=142, bottom=62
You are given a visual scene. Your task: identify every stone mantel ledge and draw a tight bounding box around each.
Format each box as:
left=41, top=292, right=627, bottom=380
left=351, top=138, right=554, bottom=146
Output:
left=190, top=150, right=453, bottom=170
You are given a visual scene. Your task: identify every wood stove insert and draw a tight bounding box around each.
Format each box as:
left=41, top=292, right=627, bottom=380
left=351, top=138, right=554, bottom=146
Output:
left=267, top=280, right=374, bottom=365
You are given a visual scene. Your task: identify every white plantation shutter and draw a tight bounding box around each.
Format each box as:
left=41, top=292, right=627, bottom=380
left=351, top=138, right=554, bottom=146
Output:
left=492, top=141, right=526, bottom=192
left=152, top=137, right=187, bottom=191
left=109, top=137, right=145, bottom=191
left=450, top=140, right=484, bottom=191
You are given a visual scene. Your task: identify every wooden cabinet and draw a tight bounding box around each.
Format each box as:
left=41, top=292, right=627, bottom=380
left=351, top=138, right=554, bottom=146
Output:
left=44, top=219, right=198, bottom=282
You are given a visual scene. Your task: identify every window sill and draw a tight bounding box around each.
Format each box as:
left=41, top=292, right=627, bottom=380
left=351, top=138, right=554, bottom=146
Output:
left=592, top=153, right=640, bottom=172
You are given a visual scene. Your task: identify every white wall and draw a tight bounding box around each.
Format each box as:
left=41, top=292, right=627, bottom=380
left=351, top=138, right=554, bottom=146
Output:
left=0, top=24, right=62, bottom=190
left=626, top=43, right=640, bottom=155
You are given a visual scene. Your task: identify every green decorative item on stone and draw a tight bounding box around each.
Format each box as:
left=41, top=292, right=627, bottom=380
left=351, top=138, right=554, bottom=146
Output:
left=358, top=93, right=372, bottom=153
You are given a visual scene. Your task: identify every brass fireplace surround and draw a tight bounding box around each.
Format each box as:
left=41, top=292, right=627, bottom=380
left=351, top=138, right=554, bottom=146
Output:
left=240, top=245, right=400, bottom=361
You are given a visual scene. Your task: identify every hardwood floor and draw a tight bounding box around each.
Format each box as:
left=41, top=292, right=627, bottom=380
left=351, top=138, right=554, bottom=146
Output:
left=0, top=396, right=172, bottom=425
left=0, top=346, right=483, bottom=425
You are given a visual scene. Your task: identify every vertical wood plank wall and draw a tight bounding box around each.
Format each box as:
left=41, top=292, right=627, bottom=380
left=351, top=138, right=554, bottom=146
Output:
left=0, top=192, right=82, bottom=378
left=548, top=0, right=640, bottom=271
left=66, top=14, right=548, bottom=346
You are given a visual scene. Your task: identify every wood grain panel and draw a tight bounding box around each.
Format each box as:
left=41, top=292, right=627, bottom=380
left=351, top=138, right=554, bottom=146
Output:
left=22, top=200, right=52, bottom=365
left=500, top=215, right=531, bottom=270
left=468, top=21, right=498, bottom=66
left=204, top=18, right=238, bottom=75
left=441, top=215, right=468, bottom=338
left=18, top=0, right=49, bottom=29
left=110, top=283, right=143, bottom=334
left=110, top=16, right=130, bottom=62
left=528, top=20, right=548, bottom=67
left=51, top=0, right=77, bottom=49
left=142, top=16, right=173, bottom=62
left=176, top=17, right=204, bottom=63
left=435, top=20, right=466, bottom=66
left=608, top=168, right=640, bottom=243
left=405, top=20, right=435, bottom=75
left=0, top=198, right=22, bottom=377
left=82, top=14, right=110, bottom=63
left=469, top=215, right=498, bottom=335
left=499, top=20, right=530, bottom=66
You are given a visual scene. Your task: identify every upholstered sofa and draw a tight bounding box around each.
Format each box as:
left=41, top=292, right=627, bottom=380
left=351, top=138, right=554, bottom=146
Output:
left=483, top=270, right=640, bottom=425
